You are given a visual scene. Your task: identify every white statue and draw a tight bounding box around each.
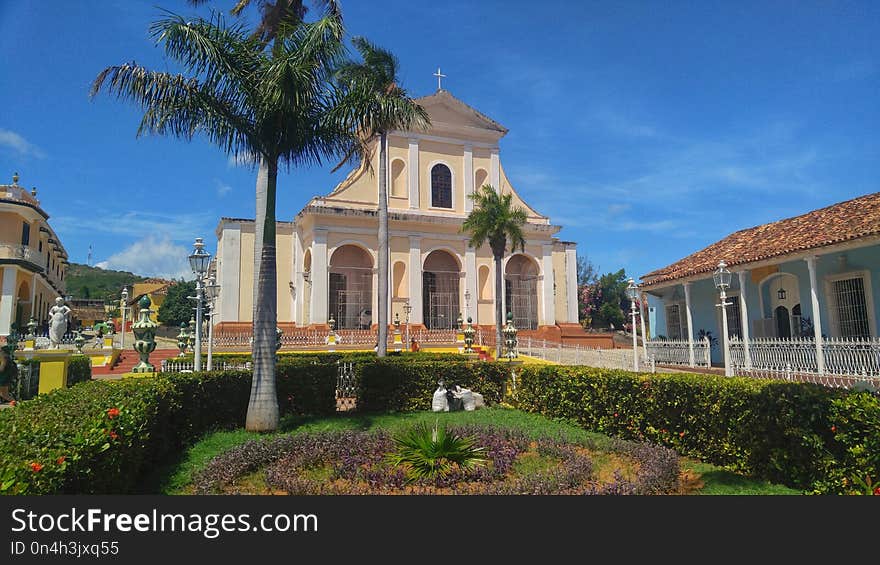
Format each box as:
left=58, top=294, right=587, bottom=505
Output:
left=48, top=297, right=71, bottom=349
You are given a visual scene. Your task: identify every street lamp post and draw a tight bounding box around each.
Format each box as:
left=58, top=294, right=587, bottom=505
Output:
left=120, top=286, right=128, bottom=351
left=205, top=276, right=220, bottom=371
left=403, top=299, right=412, bottom=349
left=188, top=238, right=211, bottom=372
left=713, top=260, right=733, bottom=377
left=627, top=278, right=639, bottom=372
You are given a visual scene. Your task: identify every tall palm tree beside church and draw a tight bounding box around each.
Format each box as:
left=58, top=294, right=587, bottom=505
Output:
left=188, top=1, right=333, bottom=342
left=332, top=37, right=429, bottom=356
left=461, top=185, right=528, bottom=359
left=92, top=7, right=363, bottom=431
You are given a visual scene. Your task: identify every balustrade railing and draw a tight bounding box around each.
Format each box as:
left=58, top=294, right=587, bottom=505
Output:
left=518, top=336, right=652, bottom=372
left=0, top=243, right=43, bottom=266
left=646, top=337, right=712, bottom=368
left=160, top=359, right=251, bottom=373
left=729, top=336, right=880, bottom=378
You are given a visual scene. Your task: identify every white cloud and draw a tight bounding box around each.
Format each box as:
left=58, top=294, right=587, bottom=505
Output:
left=97, top=236, right=193, bottom=280
left=216, top=180, right=233, bottom=197
left=0, top=129, right=46, bottom=158
left=53, top=210, right=215, bottom=240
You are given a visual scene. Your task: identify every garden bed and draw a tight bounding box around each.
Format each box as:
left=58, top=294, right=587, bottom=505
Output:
left=157, top=408, right=799, bottom=496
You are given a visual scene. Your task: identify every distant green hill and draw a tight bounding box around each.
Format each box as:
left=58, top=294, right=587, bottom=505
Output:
left=66, top=263, right=149, bottom=301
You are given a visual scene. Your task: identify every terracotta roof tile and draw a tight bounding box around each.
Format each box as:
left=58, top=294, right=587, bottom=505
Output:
left=641, top=192, right=880, bottom=287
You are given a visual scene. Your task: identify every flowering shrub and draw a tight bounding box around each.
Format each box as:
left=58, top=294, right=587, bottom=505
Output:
left=0, top=361, right=337, bottom=495
left=515, top=365, right=880, bottom=493
left=194, top=426, right=680, bottom=495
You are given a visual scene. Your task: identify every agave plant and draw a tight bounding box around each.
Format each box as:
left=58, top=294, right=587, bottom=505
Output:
left=387, top=421, right=487, bottom=482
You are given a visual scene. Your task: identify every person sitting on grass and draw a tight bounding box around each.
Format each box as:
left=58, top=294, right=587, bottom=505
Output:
left=0, top=345, right=18, bottom=404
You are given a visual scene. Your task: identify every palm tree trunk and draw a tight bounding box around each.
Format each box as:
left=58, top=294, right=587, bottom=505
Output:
left=377, top=132, right=389, bottom=357
left=246, top=157, right=279, bottom=432
left=252, top=158, right=268, bottom=330
left=495, top=253, right=503, bottom=359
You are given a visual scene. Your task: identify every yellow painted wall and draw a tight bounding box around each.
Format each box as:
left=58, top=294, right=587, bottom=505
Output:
left=276, top=230, right=294, bottom=322
left=0, top=211, right=25, bottom=243
left=238, top=228, right=255, bottom=321
left=419, top=140, right=464, bottom=214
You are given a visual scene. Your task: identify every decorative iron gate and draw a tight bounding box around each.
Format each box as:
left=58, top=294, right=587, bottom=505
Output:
left=505, top=279, right=538, bottom=330
left=423, top=272, right=459, bottom=329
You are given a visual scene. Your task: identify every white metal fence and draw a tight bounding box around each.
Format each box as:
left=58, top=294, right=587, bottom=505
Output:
left=734, top=365, right=880, bottom=391
left=646, top=337, right=712, bottom=368
left=160, top=359, right=251, bottom=373
left=729, top=336, right=880, bottom=378
left=518, top=336, right=652, bottom=372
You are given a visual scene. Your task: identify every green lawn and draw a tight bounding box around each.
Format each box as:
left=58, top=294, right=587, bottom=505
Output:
left=148, top=407, right=801, bottom=496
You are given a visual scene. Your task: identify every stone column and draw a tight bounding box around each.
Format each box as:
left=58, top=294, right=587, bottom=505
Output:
left=293, top=230, right=302, bottom=325
left=542, top=244, right=555, bottom=326
left=465, top=245, right=477, bottom=323
left=737, top=270, right=752, bottom=368
left=217, top=222, right=241, bottom=323
left=310, top=230, right=329, bottom=324
left=408, top=137, right=419, bottom=209
left=565, top=245, right=578, bottom=323
left=30, top=272, right=37, bottom=318
left=684, top=282, right=695, bottom=367
left=490, top=147, right=500, bottom=191
left=409, top=236, right=423, bottom=324
left=0, top=265, right=17, bottom=336
left=463, top=144, right=474, bottom=213
left=805, top=256, right=826, bottom=374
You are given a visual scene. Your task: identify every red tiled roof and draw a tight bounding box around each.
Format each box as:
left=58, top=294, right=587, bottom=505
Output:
left=640, top=192, right=880, bottom=288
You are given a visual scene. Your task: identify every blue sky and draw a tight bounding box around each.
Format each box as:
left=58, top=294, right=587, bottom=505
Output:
left=1, top=1, right=877, bottom=282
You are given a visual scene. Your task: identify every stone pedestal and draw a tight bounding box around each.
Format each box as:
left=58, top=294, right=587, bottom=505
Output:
left=103, top=336, right=114, bottom=350
left=29, top=350, right=72, bottom=394
left=392, top=329, right=403, bottom=351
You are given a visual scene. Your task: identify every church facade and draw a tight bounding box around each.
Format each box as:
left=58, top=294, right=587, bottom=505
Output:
left=213, top=90, right=579, bottom=336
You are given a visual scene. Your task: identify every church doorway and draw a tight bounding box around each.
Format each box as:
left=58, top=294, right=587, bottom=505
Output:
left=328, top=245, right=373, bottom=329
left=505, top=254, right=539, bottom=330
left=423, top=250, right=460, bottom=329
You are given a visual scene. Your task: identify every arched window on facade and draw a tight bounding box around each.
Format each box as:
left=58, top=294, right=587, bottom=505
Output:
left=431, top=164, right=452, bottom=208
left=474, top=168, right=488, bottom=192
left=391, top=159, right=406, bottom=197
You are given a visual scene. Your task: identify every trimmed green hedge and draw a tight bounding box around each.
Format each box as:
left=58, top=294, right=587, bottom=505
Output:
left=0, top=361, right=337, bottom=495
left=514, top=365, right=880, bottom=494
left=356, top=359, right=509, bottom=412
left=181, top=350, right=467, bottom=365
left=68, top=355, right=92, bottom=386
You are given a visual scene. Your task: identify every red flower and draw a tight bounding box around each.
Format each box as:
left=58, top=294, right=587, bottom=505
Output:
left=107, top=408, right=120, bottom=419
left=613, top=413, right=619, bottom=418
left=679, top=431, right=685, bottom=438
left=56, top=456, right=66, bottom=465
left=874, top=487, right=880, bottom=496
left=831, top=425, right=837, bottom=433
left=9, top=400, right=16, bottom=406
left=30, top=462, right=43, bottom=472
left=661, top=429, right=667, bottom=434
left=109, top=431, right=119, bottom=440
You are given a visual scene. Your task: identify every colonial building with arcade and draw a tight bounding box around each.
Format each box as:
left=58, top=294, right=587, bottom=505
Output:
left=213, top=88, right=582, bottom=341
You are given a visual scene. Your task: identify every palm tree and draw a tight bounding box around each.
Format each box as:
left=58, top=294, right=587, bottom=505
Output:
left=91, top=7, right=363, bottom=431
left=189, top=0, right=328, bottom=42
left=189, top=1, right=332, bottom=340
left=461, top=185, right=528, bottom=359
left=332, top=37, right=429, bottom=356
